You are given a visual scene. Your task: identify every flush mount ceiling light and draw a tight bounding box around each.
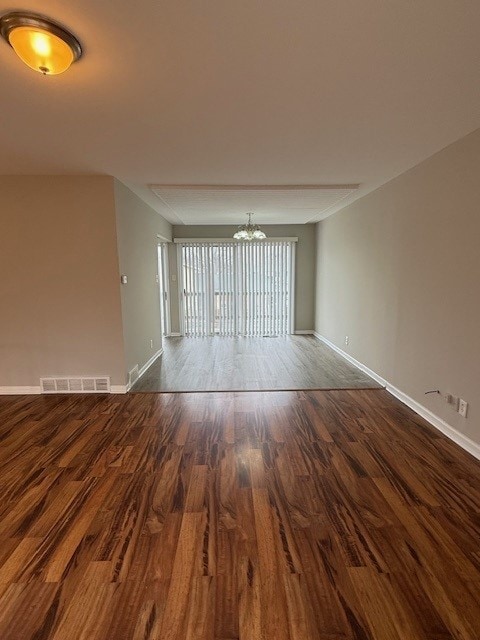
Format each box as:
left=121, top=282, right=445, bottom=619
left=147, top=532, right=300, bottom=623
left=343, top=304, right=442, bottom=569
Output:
left=233, top=212, right=266, bottom=241
left=0, top=11, right=82, bottom=75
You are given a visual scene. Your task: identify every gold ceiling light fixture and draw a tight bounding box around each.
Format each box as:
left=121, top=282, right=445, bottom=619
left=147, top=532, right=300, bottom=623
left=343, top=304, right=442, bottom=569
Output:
left=233, top=212, right=267, bottom=241
left=0, top=11, right=82, bottom=75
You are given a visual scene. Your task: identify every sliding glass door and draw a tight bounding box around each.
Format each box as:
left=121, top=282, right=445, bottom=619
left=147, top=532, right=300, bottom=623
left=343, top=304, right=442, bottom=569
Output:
left=157, top=243, right=170, bottom=336
left=179, top=241, right=295, bottom=337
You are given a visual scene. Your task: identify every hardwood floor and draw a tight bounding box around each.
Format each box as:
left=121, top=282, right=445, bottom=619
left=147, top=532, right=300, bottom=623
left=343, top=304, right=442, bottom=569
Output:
left=0, top=389, right=479, bottom=639
left=133, top=335, right=381, bottom=392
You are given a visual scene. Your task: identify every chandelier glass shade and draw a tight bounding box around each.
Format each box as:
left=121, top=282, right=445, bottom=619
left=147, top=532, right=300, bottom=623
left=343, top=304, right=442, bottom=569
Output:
left=233, top=212, right=266, bottom=240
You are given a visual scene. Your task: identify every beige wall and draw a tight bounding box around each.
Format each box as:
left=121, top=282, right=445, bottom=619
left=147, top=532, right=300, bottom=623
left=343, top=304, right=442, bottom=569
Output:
left=315, top=128, right=480, bottom=444
left=170, top=224, right=316, bottom=332
left=114, top=181, right=172, bottom=379
left=0, top=176, right=126, bottom=387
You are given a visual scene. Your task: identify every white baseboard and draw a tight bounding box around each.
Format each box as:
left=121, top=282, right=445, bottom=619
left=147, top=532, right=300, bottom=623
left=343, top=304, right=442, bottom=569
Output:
left=126, top=349, right=163, bottom=391
left=138, top=349, right=163, bottom=378
left=0, top=386, right=41, bottom=395
left=313, top=332, right=480, bottom=461
left=110, top=385, right=128, bottom=394
left=0, top=357, right=164, bottom=396
left=0, top=384, right=132, bottom=396
left=385, top=382, right=480, bottom=461
left=294, top=330, right=315, bottom=335
left=168, top=332, right=182, bottom=337
left=314, top=332, right=387, bottom=387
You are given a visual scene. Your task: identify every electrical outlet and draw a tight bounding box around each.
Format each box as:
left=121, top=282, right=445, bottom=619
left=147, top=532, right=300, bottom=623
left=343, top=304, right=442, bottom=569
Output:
left=458, top=399, right=468, bottom=418
left=150, top=339, right=154, bottom=349
left=345, top=336, right=349, bottom=346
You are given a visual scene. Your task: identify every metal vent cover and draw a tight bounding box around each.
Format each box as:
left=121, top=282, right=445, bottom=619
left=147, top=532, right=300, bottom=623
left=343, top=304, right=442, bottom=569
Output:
left=128, top=365, right=139, bottom=386
left=40, top=377, right=111, bottom=394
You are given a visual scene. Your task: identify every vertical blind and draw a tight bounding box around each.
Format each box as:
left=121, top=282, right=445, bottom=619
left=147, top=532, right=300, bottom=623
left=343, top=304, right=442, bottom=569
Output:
left=180, top=241, right=295, bottom=337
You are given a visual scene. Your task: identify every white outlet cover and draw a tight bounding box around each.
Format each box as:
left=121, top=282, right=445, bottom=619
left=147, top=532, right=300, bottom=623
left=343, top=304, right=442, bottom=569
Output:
left=459, top=399, right=468, bottom=418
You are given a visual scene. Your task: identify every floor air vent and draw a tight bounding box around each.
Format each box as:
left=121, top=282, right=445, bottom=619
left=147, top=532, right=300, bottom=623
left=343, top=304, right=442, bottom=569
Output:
left=40, top=377, right=111, bottom=394
left=128, top=365, right=139, bottom=386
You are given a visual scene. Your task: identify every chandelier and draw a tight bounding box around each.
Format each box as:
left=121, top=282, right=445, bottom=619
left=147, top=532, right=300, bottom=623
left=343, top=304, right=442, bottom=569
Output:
left=233, top=212, right=266, bottom=240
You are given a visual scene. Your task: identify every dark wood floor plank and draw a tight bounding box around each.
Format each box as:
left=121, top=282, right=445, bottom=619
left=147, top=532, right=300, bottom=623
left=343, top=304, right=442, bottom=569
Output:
left=0, top=388, right=479, bottom=638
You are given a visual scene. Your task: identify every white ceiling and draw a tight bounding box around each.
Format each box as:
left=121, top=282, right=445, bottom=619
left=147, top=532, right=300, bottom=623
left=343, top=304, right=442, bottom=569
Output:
left=1, top=1, right=480, bottom=225
left=150, top=185, right=358, bottom=224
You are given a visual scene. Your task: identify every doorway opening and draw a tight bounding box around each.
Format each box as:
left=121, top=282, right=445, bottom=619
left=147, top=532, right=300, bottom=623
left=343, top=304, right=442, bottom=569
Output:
left=157, top=242, right=170, bottom=336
